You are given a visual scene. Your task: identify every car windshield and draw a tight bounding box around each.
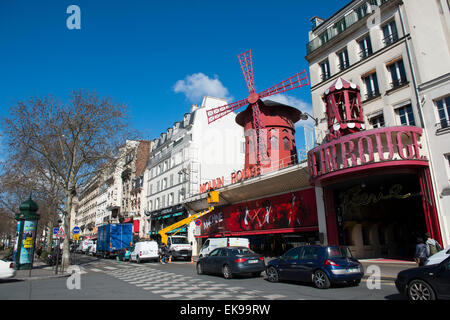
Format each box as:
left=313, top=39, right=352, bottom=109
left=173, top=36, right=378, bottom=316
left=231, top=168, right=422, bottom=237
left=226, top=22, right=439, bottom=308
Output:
left=171, top=237, right=189, bottom=244
left=327, top=247, right=352, bottom=258
left=231, top=248, right=254, bottom=255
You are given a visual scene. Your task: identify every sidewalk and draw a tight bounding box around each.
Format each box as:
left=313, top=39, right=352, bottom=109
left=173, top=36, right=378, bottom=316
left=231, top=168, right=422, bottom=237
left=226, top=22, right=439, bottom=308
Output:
left=10, top=259, right=71, bottom=282
left=359, top=258, right=417, bottom=281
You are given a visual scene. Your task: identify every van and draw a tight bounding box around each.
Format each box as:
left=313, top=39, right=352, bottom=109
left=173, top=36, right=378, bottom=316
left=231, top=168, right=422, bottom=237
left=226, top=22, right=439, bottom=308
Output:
left=198, top=237, right=249, bottom=258
left=167, top=236, right=192, bottom=261
left=81, top=240, right=94, bottom=254
left=130, top=241, right=159, bottom=263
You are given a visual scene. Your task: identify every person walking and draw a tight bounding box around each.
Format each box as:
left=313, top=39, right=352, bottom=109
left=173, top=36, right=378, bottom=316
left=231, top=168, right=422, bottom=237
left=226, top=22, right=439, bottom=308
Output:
left=425, top=232, right=442, bottom=257
left=160, top=242, right=168, bottom=264
left=414, top=238, right=428, bottom=267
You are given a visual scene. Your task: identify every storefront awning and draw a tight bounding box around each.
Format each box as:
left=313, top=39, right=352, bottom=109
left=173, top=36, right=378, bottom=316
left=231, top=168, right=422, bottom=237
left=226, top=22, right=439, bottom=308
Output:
left=184, top=161, right=310, bottom=212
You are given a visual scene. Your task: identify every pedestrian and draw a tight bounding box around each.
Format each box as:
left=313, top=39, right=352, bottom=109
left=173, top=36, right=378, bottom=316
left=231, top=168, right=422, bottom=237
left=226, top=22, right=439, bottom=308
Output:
left=414, top=237, right=428, bottom=267
left=425, top=232, right=442, bottom=257
left=160, top=242, right=168, bottom=264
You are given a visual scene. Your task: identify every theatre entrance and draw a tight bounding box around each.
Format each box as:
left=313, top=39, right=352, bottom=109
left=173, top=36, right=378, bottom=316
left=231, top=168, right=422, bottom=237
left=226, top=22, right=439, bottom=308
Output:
left=330, top=172, right=429, bottom=259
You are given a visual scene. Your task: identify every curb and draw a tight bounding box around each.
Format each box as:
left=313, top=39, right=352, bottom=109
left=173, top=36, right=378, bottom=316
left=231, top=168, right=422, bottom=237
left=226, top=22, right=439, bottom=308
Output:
left=13, top=273, right=71, bottom=281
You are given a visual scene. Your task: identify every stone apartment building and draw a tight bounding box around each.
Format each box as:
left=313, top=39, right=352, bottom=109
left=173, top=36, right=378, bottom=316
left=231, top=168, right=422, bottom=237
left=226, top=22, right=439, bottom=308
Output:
left=305, top=0, right=449, bottom=257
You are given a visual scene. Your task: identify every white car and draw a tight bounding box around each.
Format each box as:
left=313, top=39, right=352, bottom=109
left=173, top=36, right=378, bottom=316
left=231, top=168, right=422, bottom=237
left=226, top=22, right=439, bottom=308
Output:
left=425, top=246, right=450, bottom=266
left=0, top=259, right=16, bottom=279
left=130, top=241, right=159, bottom=263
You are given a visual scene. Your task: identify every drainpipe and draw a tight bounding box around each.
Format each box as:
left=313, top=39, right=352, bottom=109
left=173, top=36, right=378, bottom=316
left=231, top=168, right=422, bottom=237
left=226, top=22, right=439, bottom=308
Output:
left=398, top=5, right=445, bottom=243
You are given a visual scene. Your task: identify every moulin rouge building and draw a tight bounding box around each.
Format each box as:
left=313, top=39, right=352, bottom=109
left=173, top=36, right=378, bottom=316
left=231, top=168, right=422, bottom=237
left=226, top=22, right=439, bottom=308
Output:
left=308, top=77, right=443, bottom=259
left=184, top=99, right=320, bottom=257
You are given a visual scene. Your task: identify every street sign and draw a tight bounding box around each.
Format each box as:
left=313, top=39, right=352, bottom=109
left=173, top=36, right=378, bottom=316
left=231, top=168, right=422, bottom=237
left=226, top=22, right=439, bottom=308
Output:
left=53, top=227, right=59, bottom=235
left=195, top=219, right=201, bottom=226
left=55, top=227, right=65, bottom=238
left=73, top=234, right=79, bottom=241
left=73, top=226, right=80, bottom=234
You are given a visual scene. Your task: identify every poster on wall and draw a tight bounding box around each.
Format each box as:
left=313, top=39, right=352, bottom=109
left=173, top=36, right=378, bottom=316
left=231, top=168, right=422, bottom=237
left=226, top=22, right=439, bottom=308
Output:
left=199, top=188, right=318, bottom=236
left=19, top=220, right=37, bottom=265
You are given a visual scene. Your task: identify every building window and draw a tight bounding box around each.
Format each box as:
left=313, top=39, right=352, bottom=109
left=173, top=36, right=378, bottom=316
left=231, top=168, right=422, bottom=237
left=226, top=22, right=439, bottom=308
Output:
left=397, top=104, right=416, bottom=126
left=320, top=59, right=331, bottom=81
left=270, top=129, right=278, bottom=150
left=358, top=35, right=373, bottom=59
left=369, top=113, right=385, bottom=128
left=436, top=96, right=450, bottom=130
left=387, top=59, right=407, bottom=89
left=337, top=48, right=350, bottom=71
left=283, top=137, right=290, bottom=151
left=382, top=20, right=399, bottom=46
left=362, top=72, right=380, bottom=100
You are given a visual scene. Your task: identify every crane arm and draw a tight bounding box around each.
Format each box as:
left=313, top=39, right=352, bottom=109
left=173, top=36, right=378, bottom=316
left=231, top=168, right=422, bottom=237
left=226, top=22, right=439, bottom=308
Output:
left=158, top=206, right=214, bottom=245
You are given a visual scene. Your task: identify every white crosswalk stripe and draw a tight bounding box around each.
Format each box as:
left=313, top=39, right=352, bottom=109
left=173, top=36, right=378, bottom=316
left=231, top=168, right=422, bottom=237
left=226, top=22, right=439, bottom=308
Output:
left=78, top=262, right=288, bottom=300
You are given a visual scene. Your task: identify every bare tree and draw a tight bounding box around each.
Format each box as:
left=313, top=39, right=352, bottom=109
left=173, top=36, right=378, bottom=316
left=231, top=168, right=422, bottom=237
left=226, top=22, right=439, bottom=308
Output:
left=2, top=90, right=135, bottom=267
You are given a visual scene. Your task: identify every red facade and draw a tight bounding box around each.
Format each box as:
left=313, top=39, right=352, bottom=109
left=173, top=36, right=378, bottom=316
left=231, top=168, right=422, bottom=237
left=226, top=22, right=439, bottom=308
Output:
left=197, top=188, right=318, bottom=237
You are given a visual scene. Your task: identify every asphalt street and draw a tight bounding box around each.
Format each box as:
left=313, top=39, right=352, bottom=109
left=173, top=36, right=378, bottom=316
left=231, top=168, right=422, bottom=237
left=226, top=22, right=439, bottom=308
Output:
left=0, top=253, right=404, bottom=300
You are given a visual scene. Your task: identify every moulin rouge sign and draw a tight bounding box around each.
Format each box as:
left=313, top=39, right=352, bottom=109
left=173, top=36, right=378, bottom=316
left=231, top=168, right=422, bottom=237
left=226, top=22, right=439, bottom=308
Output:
left=307, top=126, right=428, bottom=181
left=199, top=166, right=262, bottom=194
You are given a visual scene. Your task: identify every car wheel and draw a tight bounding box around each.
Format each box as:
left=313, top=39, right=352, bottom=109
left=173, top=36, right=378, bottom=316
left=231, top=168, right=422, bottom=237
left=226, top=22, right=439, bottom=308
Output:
left=137, top=256, right=141, bottom=264
left=266, top=266, right=279, bottom=283
left=408, top=279, right=436, bottom=300
left=313, top=270, right=331, bottom=289
left=197, top=263, right=203, bottom=275
left=223, top=264, right=233, bottom=279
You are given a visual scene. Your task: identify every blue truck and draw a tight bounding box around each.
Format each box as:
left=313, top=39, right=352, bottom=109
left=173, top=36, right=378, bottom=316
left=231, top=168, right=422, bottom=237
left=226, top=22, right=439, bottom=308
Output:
left=96, top=223, right=133, bottom=259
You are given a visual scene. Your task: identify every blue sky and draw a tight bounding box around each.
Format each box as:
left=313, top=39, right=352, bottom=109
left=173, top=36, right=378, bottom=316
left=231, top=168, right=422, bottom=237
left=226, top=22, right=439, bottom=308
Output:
left=0, top=0, right=349, bottom=155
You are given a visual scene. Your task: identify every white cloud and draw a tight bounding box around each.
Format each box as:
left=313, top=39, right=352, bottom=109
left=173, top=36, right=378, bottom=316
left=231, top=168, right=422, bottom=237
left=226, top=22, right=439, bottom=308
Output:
left=173, top=73, right=233, bottom=103
left=262, top=94, right=314, bottom=127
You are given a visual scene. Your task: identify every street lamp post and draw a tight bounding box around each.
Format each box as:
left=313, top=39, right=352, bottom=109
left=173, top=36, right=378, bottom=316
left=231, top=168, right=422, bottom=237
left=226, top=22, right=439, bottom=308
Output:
left=14, top=196, right=40, bottom=270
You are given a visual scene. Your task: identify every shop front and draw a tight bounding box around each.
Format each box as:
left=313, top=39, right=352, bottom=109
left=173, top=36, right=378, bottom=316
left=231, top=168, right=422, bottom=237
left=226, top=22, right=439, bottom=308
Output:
left=147, top=204, right=187, bottom=240
left=307, top=78, right=443, bottom=259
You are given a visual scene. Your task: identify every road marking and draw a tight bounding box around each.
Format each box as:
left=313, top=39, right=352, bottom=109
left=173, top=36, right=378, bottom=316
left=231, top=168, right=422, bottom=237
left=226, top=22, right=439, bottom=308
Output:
left=89, top=268, right=103, bottom=272
left=263, top=294, right=286, bottom=299
left=161, top=293, right=183, bottom=298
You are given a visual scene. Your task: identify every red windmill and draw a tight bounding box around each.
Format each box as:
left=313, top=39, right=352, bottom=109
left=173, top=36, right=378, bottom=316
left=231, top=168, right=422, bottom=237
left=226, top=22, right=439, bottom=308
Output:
left=206, top=49, right=309, bottom=165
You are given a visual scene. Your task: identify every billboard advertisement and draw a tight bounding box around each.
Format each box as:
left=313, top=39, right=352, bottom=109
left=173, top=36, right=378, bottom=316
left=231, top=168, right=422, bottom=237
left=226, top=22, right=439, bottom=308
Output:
left=199, top=188, right=318, bottom=236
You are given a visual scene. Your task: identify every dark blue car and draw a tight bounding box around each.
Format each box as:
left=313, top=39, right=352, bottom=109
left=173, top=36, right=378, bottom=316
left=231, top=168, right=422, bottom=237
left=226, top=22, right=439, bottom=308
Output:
left=266, top=245, right=364, bottom=289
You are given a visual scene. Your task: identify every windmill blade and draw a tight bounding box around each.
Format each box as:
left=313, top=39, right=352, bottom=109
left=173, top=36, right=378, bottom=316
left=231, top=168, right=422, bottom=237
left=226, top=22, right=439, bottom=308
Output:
left=206, top=97, right=249, bottom=124
left=238, top=50, right=256, bottom=93
left=258, top=70, right=309, bottom=99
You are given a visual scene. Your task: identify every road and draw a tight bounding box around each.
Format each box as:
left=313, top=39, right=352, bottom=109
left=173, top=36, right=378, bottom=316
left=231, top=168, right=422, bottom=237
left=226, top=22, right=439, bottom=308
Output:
left=0, top=253, right=404, bottom=300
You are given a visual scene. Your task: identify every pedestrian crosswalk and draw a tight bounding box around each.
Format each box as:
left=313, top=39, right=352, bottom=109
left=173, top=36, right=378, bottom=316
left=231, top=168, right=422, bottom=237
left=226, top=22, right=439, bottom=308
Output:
left=73, top=262, right=290, bottom=300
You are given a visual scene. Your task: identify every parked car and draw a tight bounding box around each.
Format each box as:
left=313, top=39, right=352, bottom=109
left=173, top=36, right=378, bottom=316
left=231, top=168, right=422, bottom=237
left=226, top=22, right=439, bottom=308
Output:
left=395, top=256, right=450, bottom=300
left=117, top=248, right=131, bottom=262
left=130, top=241, right=159, bottom=263
left=0, top=259, right=15, bottom=279
left=425, top=246, right=450, bottom=266
left=198, top=238, right=249, bottom=258
left=196, top=246, right=265, bottom=279
left=266, top=245, right=364, bottom=289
